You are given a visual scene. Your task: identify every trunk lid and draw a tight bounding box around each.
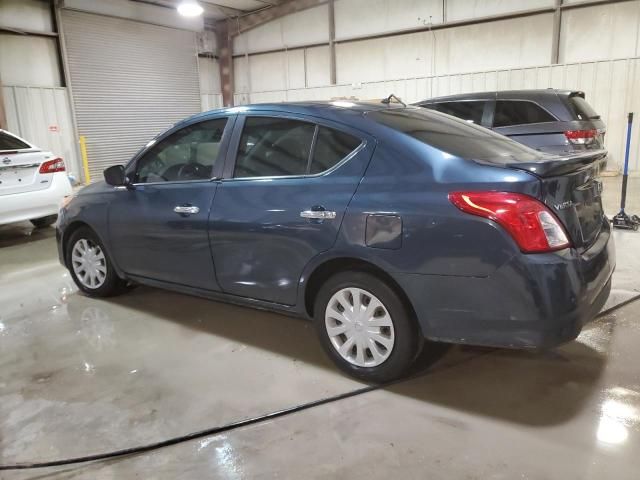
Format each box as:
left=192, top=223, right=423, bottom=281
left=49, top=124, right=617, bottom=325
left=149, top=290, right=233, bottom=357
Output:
left=507, top=150, right=608, bottom=251
left=0, top=149, right=52, bottom=196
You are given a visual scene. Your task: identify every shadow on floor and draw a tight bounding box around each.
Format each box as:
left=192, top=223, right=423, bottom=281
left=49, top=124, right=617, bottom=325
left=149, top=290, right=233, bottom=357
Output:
left=78, top=285, right=610, bottom=428
left=0, top=222, right=56, bottom=249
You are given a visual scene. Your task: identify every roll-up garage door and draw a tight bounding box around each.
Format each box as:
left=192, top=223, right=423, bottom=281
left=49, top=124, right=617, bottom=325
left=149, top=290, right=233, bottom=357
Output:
left=61, top=10, right=201, bottom=181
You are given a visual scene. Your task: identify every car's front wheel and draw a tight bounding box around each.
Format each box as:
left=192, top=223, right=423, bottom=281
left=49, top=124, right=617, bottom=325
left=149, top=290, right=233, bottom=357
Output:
left=314, top=271, right=423, bottom=383
left=30, top=215, right=57, bottom=228
left=66, top=227, right=127, bottom=297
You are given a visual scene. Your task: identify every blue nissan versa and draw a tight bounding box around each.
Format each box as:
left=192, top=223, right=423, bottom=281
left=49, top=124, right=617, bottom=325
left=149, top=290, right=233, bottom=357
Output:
left=57, top=101, right=614, bottom=382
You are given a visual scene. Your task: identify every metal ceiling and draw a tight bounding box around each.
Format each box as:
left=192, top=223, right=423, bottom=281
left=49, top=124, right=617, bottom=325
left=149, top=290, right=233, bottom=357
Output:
left=132, top=0, right=286, bottom=20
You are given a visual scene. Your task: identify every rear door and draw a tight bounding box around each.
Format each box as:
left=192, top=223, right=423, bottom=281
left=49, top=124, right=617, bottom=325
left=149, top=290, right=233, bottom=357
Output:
left=209, top=113, right=373, bottom=305
left=0, top=131, right=52, bottom=196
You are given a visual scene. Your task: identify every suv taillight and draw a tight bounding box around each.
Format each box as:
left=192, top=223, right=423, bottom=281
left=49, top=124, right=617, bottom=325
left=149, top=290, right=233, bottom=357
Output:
left=564, top=129, right=597, bottom=145
left=448, top=191, right=570, bottom=253
left=39, top=157, right=65, bottom=174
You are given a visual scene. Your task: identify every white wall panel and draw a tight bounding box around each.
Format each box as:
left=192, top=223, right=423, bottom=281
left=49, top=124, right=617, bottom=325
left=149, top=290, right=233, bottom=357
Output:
left=446, top=0, right=553, bottom=22
left=2, top=86, right=80, bottom=180
left=248, top=51, right=287, bottom=92
left=199, top=57, right=221, bottom=94
left=286, top=49, right=307, bottom=89
left=0, top=0, right=53, bottom=32
left=560, top=2, right=640, bottom=63
left=336, top=31, right=433, bottom=83
left=306, top=46, right=331, bottom=87
left=335, top=0, right=443, bottom=40
left=0, top=34, right=61, bottom=86
left=434, top=14, right=553, bottom=75
left=234, top=56, right=250, bottom=93
left=233, top=4, right=328, bottom=54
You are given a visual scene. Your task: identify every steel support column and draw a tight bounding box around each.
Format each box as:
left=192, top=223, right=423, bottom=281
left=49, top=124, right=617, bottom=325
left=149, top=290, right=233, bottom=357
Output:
left=328, top=0, right=336, bottom=85
left=216, top=22, right=235, bottom=107
left=551, top=0, right=562, bottom=64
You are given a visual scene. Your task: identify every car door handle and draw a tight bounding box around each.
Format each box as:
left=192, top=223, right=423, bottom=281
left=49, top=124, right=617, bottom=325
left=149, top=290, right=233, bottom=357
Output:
left=300, top=210, right=336, bottom=220
left=174, top=205, right=200, bottom=215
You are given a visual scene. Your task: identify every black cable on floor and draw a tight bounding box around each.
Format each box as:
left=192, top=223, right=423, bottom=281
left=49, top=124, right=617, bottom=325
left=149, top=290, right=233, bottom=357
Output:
left=2, top=292, right=638, bottom=471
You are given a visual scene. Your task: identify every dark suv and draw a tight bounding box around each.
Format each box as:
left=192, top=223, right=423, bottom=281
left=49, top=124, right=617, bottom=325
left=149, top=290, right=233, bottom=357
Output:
left=415, top=89, right=605, bottom=155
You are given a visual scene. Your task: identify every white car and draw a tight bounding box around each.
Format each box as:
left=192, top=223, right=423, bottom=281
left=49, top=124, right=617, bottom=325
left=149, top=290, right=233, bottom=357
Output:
left=0, top=129, right=73, bottom=228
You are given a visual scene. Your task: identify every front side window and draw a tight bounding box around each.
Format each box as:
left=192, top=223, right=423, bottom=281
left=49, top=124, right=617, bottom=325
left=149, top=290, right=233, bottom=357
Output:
left=234, top=117, right=362, bottom=178
left=493, top=100, right=556, bottom=127
left=0, top=131, right=30, bottom=151
left=431, top=101, right=486, bottom=125
left=134, top=118, right=227, bottom=183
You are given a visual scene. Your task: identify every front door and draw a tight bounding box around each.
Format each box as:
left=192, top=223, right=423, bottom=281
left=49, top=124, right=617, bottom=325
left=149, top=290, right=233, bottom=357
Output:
left=108, top=115, right=233, bottom=290
left=209, top=113, right=373, bottom=305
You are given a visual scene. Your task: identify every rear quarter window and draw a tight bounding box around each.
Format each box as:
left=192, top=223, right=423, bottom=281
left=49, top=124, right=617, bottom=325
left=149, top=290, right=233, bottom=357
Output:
left=493, top=100, right=556, bottom=127
left=0, top=131, right=30, bottom=150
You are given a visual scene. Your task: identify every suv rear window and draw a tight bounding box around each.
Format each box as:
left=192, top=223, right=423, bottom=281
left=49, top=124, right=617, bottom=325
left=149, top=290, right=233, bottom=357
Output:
left=568, top=96, right=599, bottom=120
left=428, top=101, right=486, bottom=125
left=493, top=100, right=556, bottom=127
left=368, top=108, right=540, bottom=163
left=0, top=131, right=30, bottom=151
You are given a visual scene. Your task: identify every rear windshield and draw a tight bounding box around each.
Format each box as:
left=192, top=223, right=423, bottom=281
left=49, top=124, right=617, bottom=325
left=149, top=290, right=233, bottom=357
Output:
left=368, top=108, right=541, bottom=163
left=0, top=131, right=30, bottom=151
left=568, top=96, right=599, bottom=120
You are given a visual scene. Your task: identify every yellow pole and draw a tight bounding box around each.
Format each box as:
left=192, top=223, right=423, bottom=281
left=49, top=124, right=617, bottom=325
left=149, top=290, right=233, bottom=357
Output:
left=79, top=135, right=91, bottom=185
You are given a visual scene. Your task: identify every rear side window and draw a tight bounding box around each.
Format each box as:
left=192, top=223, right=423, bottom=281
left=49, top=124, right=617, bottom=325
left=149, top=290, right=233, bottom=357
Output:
left=0, top=131, right=30, bottom=150
left=310, top=127, right=361, bottom=174
left=235, top=117, right=315, bottom=178
left=568, top=96, right=599, bottom=120
left=368, top=108, right=540, bottom=164
left=429, top=101, right=486, bottom=125
left=493, top=100, right=556, bottom=127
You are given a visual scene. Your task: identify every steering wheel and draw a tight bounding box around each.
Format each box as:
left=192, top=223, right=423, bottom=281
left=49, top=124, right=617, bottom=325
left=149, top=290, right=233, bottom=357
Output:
left=177, top=163, right=206, bottom=180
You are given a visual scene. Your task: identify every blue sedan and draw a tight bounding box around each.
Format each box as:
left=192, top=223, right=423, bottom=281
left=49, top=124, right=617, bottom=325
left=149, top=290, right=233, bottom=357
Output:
left=56, top=101, right=614, bottom=382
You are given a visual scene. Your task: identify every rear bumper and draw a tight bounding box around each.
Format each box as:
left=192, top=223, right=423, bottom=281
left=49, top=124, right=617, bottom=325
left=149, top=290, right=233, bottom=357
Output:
left=395, top=220, right=615, bottom=349
left=0, top=173, right=72, bottom=226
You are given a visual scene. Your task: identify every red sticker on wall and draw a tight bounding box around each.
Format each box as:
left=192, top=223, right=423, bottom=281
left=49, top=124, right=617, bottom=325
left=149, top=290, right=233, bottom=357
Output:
left=49, top=125, right=59, bottom=132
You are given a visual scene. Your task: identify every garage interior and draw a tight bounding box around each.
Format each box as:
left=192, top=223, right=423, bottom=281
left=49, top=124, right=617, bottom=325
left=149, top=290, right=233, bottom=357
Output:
left=2, top=0, right=640, bottom=478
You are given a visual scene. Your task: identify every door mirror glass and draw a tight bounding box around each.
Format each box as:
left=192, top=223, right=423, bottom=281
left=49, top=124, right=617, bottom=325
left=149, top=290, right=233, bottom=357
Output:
left=104, top=165, right=127, bottom=186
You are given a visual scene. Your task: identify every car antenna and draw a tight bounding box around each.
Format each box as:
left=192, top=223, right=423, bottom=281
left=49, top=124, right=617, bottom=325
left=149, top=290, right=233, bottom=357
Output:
left=381, top=94, right=406, bottom=107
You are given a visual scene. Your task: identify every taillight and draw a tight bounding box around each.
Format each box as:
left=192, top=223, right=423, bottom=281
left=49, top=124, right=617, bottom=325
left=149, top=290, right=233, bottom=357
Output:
left=448, top=191, right=570, bottom=253
left=39, top=157, right=65, bottom=174
left=564, top=129, right=597, bottom=145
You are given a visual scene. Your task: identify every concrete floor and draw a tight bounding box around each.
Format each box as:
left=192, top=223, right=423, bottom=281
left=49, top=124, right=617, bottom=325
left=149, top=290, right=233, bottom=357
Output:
left=1, top=175, right=640, bottom=479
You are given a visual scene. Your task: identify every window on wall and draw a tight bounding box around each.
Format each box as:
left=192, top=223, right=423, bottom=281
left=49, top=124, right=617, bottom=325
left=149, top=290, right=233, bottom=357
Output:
left=234, top=117, right=361, bottom=178
left=431, top=101, right=487, bottom=125
left=134, top=118, right=227, bottom=183
left=493, top=100, right=556, bottom=127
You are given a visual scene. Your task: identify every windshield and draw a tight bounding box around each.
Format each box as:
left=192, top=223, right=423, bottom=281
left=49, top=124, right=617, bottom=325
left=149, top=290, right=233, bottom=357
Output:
left=367, top=108, right=542, bottom=163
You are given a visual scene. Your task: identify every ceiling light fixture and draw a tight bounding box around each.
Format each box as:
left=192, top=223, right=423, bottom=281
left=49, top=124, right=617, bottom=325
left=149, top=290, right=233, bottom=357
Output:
left=177, top=0, right=204, bottom=17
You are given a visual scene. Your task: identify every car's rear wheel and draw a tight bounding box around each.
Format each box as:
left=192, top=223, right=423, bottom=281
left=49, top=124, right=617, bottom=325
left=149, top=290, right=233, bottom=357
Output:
left=314, top=271, right=423, bottom=383
left=66, top=227, right=127, bottom=297
left=30, top=215, right=57, bottom=228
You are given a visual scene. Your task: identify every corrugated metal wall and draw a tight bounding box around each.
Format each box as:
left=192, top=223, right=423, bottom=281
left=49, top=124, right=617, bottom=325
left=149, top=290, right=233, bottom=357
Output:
left=61, top=9, right=201, bottom=181
left=235, top=57, right=640, bottom=173
left=2, top=85, right=80, bottom=179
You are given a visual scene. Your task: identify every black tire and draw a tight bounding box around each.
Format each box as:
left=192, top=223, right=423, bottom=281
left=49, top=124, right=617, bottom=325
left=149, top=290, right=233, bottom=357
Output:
left=313, top=271, right=423, bottom=383
left=65, top=227, right=128, bottom=297
left=30, top=215, right=57, bottom=228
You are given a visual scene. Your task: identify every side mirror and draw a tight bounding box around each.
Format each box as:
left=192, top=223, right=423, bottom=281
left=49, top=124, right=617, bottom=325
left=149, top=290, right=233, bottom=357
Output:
left=104, top=165, right=129, bottom=187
